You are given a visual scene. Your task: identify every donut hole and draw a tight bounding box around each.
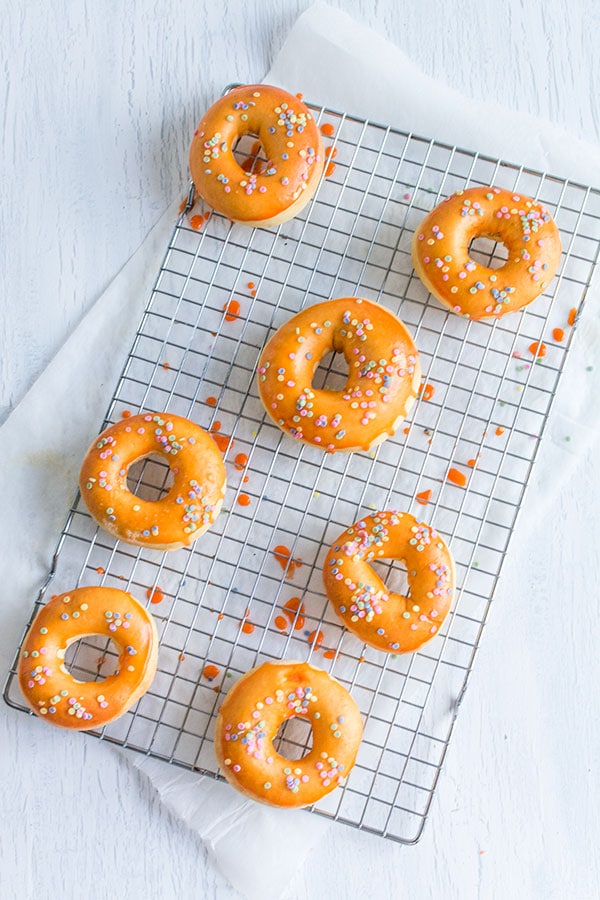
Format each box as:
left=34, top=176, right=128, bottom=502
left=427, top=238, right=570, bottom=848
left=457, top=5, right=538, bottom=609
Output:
left=370, top=558, right=411, bottom=599
left=126, top=454, right=174, bottom=501
left=468, top=235, right=509, bottom=269
left=274, top=716, right=313, bottom=760
left=64, top=634, right=121, bottom=682
left=233, top=132, right=268, bottom=175
left=311, top=350, right=349, bottom=392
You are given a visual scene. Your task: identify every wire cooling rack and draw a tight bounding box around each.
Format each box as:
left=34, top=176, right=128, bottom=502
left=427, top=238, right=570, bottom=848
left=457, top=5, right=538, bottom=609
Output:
left=5, top=90, right=600, bottom=844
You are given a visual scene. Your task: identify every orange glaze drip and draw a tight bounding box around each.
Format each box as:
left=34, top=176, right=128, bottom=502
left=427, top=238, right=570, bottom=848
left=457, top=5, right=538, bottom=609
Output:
left=320, top=123, right=335, bottom=137
left=146, top=585, right=164, bottom=604
left=206, top=396, right=217, bottom=406
left=308, top=629, right=324, bottom=648
left=325, top=161, right=336, bottom=178
left=210, top=421, right=233, bottom=454
left=121, top=410, right=132, bottom=418
left=467, top=458, right=478, bottom=467
left=234, top=452, right=248, bottom=470
left=528, top=341, right=547, bottom=358
left=568, top=307, right=577, bottom=326
left=552, top=327, right=565, bottom=342
left=223, top=299, right=241, bottom=322
left=189, top=215, right=205, bottom=230
left=419, top=382, right=435, bottom=401
left=203, top=664, right=220, bottom=681
left=416, top=489, right=432, bottom=505
left=324, top=145, right=338, bottom=159
left=241, top=620, right=255, bottom=634
left=96, top=566, right=105, bottom=574
left=447, top=467, right=467, bottom=487
left=237, top=493, right=251, bottom=507
left=283, top=597, right=305, bottom=630
left=274, top=614, right=288, bottom=631
left=323, top=649, right=336, bottom=659
left=273, top=545, right=303, bottom=578
left=495, top=426, right=505, bottom=436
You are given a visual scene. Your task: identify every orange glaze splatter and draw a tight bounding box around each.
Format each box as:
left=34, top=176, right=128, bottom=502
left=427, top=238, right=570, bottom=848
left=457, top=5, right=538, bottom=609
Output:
left=206, top=396, right=217, bottom=406
left=96, top=566, right=105, bottom=574
left=416, top=489, right=432, bottom=505
left=223, top=299, right=241, bottom=322
left=568, top=307, right=578, bottom=326
left=178, top=198, right=188, bottom=214
left=273, top=545, right=303, bottom=578
left=403, top=426, right=410, bottom=435
left=320, top=123, right=335, bottom=137
left=161, top=361, right=171, bottom=369
left=203, top=664, right=220, bottom=681
left=189, top=214, right=205, bottom=231
left=146, top=585, right=164, bottom=604
left=529, top=341, right=547, bottom=358
left=447, top=467, right=468, bottom=487
left=308, top=629, right=324, bottom=648
left=211, top=421, right=233, bottom=453
left=325, top=161, right=336, bottom=178
left=247, top=282, right=255, bottom=290
left=243, top=475, right=249, bottom=483
left=283, top=597, right=305, bottom=630
left=237, top=493, right=251, bottom=507
left=553, top=327, right=565, bottom=342
left=325, top=145, right=338, bottom=159
left=323, top=649, right=336, bottom=660
left=467, top=458, right=478, bottom=467
left=274, top=615, right=289, bottom=632
left=234, top=452, right=248, bottom=470
left=419, top=382, right=435, bottom=401
left=240, top=620, right=255, bottom=634
left=495, top=426, right=505, bottom=436
left=121, top=410, right=132, bottom=418
left=178, top=653, right=186, bottom=661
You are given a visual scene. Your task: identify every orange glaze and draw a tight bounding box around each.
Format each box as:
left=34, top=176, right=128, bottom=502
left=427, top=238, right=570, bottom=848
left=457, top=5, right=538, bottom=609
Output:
left=273, top=545, right=302, bottom=578
left=325, top=145, right=337, bottom=160
left=121, top=410, right=132, bottom=418
left=203, top=664, right=220, bottom=681
left=552, top=327, right=565, bottom=342
left=568, top=307, right=577, bottom=326
left=79, top=412, right=227, bottom=550
left=283, top=597, right=305, bottom=630
left=237, top=493, right=251, bottom=507
left=416, top=489, right=432, bottom=505
left=447, top=467, right=467, bottom=487
left=17, top=586, right=158, bottom=730
left=257, top=297, right=420, bottom=453
left=223, top=299, right=241, bottom=322
left=190, top=84, right=324, bottom=228
left=419, top=382, right=435, bottom=401
left=325, top=161, right=336, bottom=178
left=529, top=341, right=547, bottom=358
left=206, top=396, right=217, bottom=406
left=234, top=452, right=248, bottom=470
left=210, top=421, right=233, bottom=454
left=146, top=585, right=164, bottom=604
left=189, top=215, right=205, bottom=231
left=495, top=426, right=505, bottom=436
left=274, top=615, right=289, bottom=631
left=214, top=660, right=363, bottom=808
left=320, top=123, right=335, bottom=137
left=308, top=629, right=324, bottom=648
left=412, top=186, right=562, bottom=319
left=241, top=620, right=255, bottom=634
left=323, top=511, right=455, bottom=653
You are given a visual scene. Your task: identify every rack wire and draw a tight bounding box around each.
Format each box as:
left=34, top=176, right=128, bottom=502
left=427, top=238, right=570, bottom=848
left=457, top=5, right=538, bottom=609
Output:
left=5, top=91, right=600, bottom=844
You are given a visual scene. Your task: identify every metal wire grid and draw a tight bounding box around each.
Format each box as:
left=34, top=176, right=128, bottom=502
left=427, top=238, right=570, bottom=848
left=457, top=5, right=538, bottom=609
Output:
left=5, top=95, right=600, bottom=845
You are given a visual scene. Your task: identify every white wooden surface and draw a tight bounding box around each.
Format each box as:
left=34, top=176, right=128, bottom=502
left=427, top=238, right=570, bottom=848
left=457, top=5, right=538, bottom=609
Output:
left=2, top=2, right=599, bottom=898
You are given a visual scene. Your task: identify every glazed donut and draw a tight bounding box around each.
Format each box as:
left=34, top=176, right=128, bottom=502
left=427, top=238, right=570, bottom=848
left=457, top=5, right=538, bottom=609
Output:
left=323, top=511, right=455, bottom=653
left=79, top=412, right=226, bottom=550
left=189, top=84, right=324, bottom=227
left=214, top=660, right=363, bottom=808
left=17, top=586, right=158, bottom=730
left=257, top=297, right=421, bottom=453
left=411, top=186, right=562, bottom=319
